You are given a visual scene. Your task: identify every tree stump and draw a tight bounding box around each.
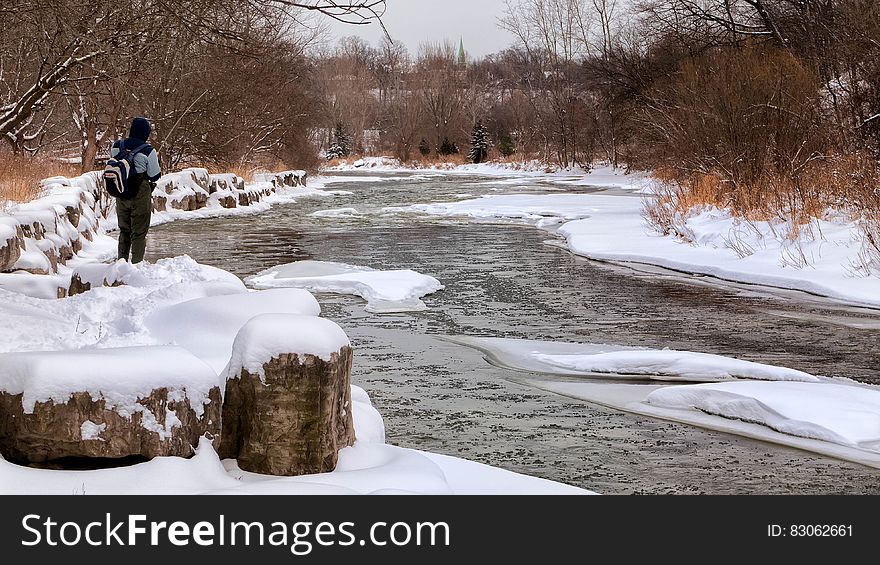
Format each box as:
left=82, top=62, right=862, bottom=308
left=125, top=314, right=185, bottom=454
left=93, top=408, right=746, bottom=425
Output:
left=219, top=315, right=356, bottom=476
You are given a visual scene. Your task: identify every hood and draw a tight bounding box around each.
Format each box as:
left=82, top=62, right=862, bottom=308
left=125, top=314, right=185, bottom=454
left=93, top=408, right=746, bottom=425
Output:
left=128, top=117, right=152, bottom=142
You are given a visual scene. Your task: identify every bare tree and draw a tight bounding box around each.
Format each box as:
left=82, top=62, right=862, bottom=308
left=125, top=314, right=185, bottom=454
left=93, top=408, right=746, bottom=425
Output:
left=414, top=42, right=466, bottom=155
left=501, top=0, right=597, bottom=167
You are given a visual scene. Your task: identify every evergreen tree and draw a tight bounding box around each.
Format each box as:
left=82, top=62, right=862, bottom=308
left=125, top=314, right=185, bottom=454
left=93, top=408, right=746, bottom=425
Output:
left=498, top=132, right=516, bottom=157
left=418, top=138, right=431, bottom=156
left=326, top=122, right=351, bottom=160
left=468, top=122, right=490, bottom=164
left=439, top=137, right=459, bottom=156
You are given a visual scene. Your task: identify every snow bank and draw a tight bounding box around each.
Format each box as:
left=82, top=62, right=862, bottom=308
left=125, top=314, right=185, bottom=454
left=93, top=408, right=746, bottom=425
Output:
left=0, top=345, right=219, bottom=415
left=247, top=260, right=444, bottom=313
left=227, top=314, right=350, bottom=380
left=145, top=287, right=321, bottom=373
left=327, top=158, right=648, bottom=188
left=0, top=172, right=109, bottom=289
left=558, top=200, right=880, bottom=307
left=391, top=178, right=880, bottom=307
left=528, top=379, right=880, bottom=469
left=325, top=156, right=402, bottom=170
left=646, top=381, right=880, bottom=451
left=0, top=256, right=247, bottom=354
left=0, top=167, right=332, bottom=298
left=0, top=438, right=589, bottom=495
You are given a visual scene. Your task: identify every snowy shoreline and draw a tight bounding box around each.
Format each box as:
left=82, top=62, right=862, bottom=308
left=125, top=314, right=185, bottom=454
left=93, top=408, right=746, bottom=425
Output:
left=0, top=169, right=590, bottom=495
left=351, top=159, right=880, bottom=309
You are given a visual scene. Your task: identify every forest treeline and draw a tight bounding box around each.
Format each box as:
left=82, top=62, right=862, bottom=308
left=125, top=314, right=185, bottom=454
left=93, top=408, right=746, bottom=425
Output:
left=1, top=1, right=879, bottom=237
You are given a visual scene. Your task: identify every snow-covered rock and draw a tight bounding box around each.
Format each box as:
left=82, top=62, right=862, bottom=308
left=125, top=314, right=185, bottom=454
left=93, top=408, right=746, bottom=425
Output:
left=219, top=314, right=356, bottom=476
left=256, top=170, right=308, bottom=188
left=0, top=346, right=222, bottom=465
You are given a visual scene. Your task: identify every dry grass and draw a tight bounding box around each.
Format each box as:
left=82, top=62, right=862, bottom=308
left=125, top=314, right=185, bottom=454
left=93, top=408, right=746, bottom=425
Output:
left=227, top=164, right=260, bottom=183
left=644, top=154, right=880, bottom=271
left=0, top=153, right=79, bottom=204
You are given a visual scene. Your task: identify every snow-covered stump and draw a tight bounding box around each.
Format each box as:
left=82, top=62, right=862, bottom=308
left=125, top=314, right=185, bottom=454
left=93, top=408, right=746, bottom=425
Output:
left=0, top=346, right=222, bottom=467
left=219, top=314, right=356, bottom=476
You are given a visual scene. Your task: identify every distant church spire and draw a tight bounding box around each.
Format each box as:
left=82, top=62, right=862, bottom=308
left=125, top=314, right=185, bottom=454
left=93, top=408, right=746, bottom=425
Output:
left=457, top=37, right=467, bottom=66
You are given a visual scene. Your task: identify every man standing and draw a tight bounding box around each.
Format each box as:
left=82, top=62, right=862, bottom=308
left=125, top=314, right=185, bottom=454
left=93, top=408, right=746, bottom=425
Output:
left=111, top=117, right=161, bottom=263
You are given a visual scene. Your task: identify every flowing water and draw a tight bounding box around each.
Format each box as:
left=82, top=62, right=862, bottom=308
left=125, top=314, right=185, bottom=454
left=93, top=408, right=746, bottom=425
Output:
left=147, top=171, right=880, bottom=494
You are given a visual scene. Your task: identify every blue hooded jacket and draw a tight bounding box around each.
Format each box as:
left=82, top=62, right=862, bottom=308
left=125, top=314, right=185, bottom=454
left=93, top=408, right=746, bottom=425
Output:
left=111, top=117, right=162, bottom=182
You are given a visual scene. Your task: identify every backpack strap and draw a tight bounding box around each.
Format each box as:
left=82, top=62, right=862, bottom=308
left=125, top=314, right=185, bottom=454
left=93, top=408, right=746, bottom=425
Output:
left=129, top=143, right=150, bottom=158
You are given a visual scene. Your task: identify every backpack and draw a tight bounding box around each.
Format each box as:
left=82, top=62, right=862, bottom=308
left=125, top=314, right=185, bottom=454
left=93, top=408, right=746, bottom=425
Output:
left=103, top=142, right=149, bottom=198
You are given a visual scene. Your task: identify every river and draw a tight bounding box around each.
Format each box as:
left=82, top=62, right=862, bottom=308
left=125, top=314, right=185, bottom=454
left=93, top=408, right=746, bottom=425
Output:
left=147, top=171, right=880, bottom=494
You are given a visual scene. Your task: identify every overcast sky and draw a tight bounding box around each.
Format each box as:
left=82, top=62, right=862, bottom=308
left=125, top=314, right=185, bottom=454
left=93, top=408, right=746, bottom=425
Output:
left=326, top=0, right=516, bottom=58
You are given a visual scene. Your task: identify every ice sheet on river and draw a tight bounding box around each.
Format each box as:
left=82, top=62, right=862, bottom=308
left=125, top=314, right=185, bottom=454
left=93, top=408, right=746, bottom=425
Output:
left=445, top=336, right=818, bottom=382
left=246, top=260, right=444, bottom=313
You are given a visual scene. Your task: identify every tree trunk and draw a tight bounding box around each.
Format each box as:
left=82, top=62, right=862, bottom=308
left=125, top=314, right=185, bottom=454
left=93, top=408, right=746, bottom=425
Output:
left=81, top=120, right=98, bottom=174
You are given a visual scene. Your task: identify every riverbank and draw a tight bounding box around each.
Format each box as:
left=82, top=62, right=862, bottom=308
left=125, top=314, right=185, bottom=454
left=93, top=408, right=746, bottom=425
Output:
left=349, top=159, right=880, bottom=308
left=0, top=168, right=589, bottom=495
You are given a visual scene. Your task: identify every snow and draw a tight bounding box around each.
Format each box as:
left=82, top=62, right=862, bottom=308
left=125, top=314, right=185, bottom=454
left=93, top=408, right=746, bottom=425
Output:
left=444, top=336, right=817, bottom=382
left=0, top=256, right=248, bottom=354
left=450, top=333, right=880, bottom=467
left=146, top=287, right=321, bottom=373
left=0, top=272, right=70, bottom=299
left=558, top=201, right=880, bottom=307
left=310, top=207, right=362, bottom=218
left=141, top=183, right=341, bottom=231
left=0, top=217, right=17, bottom=240
left=528, top=379, right=880, bottom=469
left=246, top=260, right=444, bottom=313
left=81, top=420, right=107, bottom=441
left=327, top=158, right=648, bottom=188
left=0, top=345, right=220, bottom=415
left=226, top=314, right=350, bottom=380
left=646, top=381, right=880, bottom=450
left=387, top=193, right=599, bottom=228
left=534, top=350, right=818, bottom=382
left=387, top=169, right=880, bottom=306
left=350, top=385, right=385, bottom=444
